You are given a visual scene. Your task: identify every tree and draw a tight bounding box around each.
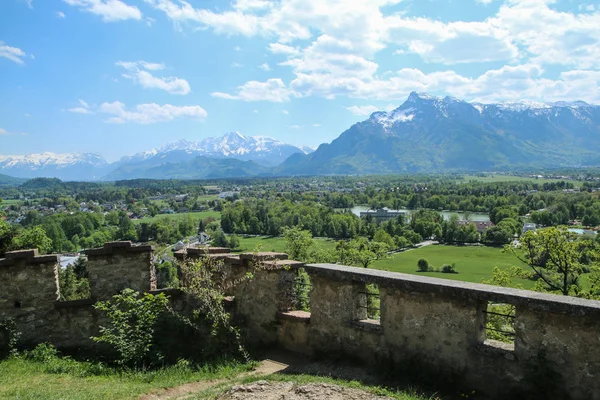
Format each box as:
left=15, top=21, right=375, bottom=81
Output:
left=212, top=227, right=229, bottom=248
left=484, top=225, right=513, bottom=245
left=11, top=226, right=52, bottom=254
left=228, top=234, right=240, bottom=250
left=507, top=227, right=598, bottom=296
left=417, top=258, right=430, bottom=272
left=282, top=226, right=314, bottom=261
left=0, top=220, right=15, bottom=256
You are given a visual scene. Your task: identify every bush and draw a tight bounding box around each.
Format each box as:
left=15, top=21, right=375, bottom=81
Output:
left=417, top=258, right=430, bottom=272
left=0, top=318, right=21, bottom=359
left=92, top=289, right=169, bottom=368
left=442, top=263, right=458, bottom=274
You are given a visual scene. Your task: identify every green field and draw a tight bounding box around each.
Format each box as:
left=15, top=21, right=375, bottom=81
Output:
left=0, top=199, right=21, bottom=208
left=464, top=174, right=582, bottom=187
left=372, top=244, right=534, bottom=288
left=236, top=235, right=337, bottom=253
left=133, top=211, right=221, bottom=225
left=0, top=357, right=249, bottom=400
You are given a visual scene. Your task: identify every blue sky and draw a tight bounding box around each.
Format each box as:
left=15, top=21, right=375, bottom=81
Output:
left=1, top=0, right=600, bottom=162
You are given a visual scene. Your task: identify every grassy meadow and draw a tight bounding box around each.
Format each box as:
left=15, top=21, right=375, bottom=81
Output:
left=463, top=174, right=582, bottom=187
left=236, top=235, right=337, bottom=253
left=372, top=244, right=534, bottom=288
left=0, top=356, right=250, bottom=400
left=133, top=211, right=221, bottom=225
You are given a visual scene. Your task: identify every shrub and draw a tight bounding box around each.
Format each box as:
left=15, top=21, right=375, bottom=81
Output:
left=417, top=258, right=430, bottom=272
left=442, top=264, right=458, bottom=274
left=92, top=289, right=169, bottom=368
left=0, top=318, right=21, bottom=359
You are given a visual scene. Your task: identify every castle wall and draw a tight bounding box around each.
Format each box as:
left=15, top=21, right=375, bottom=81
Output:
left=2, top=242, right=600, bottom=399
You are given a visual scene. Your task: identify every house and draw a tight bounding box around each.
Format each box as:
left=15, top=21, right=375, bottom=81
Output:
left=522, top=223, right=536, bottom=233
left=198, top=232, right=210, bottom=244
left=457, top=220, right=494, bottom=233
left=359, top=208, right=406, bottom=222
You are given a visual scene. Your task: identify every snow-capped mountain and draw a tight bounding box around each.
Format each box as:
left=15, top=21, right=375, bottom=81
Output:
left=276, top=92, right=600, bottom=175
left=0, top=152, right=110, bottom=180
left=122, top=132, right=313, bottom=167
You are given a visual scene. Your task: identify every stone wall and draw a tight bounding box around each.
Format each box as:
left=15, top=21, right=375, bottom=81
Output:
left=3, top=242, right=600, bottom=399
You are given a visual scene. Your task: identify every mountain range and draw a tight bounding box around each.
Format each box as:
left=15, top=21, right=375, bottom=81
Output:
left=277, top=93, right=600, bottom=175
left=2, top=93, right=600, bottom=181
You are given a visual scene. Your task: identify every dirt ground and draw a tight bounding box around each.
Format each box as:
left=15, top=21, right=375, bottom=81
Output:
left=219, top=381, right=391, bottom=400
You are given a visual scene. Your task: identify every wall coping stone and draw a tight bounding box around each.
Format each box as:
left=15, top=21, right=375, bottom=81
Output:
left=85, top=241, right=154, bottom=257
left=304, top=263, right=600, bottom=317
left=240, top=252, right=288, bottom=261
left=278, top=310, right=311, bottom=323
left=0, top=249, right=59, bottom=267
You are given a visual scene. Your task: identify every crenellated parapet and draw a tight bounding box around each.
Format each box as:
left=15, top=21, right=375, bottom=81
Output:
left=86, top=241, right=155, bottom=300
left=0, top=249, right=60, bottom=344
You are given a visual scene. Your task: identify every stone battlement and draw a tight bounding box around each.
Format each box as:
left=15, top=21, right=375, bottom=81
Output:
left=1, top=241, right=600, bottom=399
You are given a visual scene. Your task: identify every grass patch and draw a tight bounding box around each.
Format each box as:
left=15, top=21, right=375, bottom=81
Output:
left=133, top=211, right=221, bottom=225
left=372, top=245, right=534, bottom=288
left=463, top=174, right=582, bottom=187
left=236, top=236, right=337, bottom=253
left=0, top=356, right=252, bottom=400
left=193, top=373, right=431, bottom=400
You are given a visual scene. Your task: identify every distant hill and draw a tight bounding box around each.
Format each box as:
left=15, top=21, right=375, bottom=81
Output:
left=0, top=173, right=26, bottom=187
left=104, top=155, right=270, bottom=180
left=275, top=92, right=600, bottom=175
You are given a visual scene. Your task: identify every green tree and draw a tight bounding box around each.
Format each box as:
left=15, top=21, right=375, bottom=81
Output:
left=417, top=258, right=430, bottom=272
left=0, top=220, right=15, bottom=256
left=282, top=226, right=314, bottom=261
left=11, top=226, right=52, bottom=254
left=212, top=227, right=229, bottom=248
left=507, top=227, right=598, bottom=295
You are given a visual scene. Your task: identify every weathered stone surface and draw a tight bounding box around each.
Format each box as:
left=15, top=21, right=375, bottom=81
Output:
left=86, top=242, right=155, bottom=299
left=2, top=245, right=600, bottom=400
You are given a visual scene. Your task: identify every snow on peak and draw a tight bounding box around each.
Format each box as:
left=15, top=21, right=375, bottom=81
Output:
left=373, top=107, right=416, bottom=128
left=0, top=152, right=107, bottom=170
left=496, top=101, right=552, bottom=112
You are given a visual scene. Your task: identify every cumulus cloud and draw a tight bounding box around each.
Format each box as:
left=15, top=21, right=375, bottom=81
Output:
left=212, top=78, right=296, bottom=102
left=145, top=0, right=600, bottom=104
left=99, top=102, right=207, bottom=123
left=259, top=63, right=272, bottom=71
left=346, top=104, right=396, bottom=116
left=116, top=61, right=191, bottom=95
left=63, top=0, right=142, bottom=22
left=67, top=99, right=207, bottom=123
left=0, top=41, right=28, bottom=64
left=57, top=11, right=66, bottom=18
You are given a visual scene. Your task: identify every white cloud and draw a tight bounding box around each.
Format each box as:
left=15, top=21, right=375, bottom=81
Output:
left=290, top=125, right=302, bottom=129
left=346, top=105, right=382, bottom=116
left=63, top=0, right=142, bottom=22
left=67, top=99, right=94, bottom=114
left=146, top=0, right=600, bottom=104
left=98, top=102, right=207, bottom=123
left=253, top=109, right=259, bottom=113
left=68, top=107, right=94, bottom=114
left=231, top=62, right=244, bottom=68
left=57, top=11, right=66, bottom=18
left=0, top=128, right=27, bottom=136
left=234, top=46, right=242, bottom=51
left=211, top=78, right=295, bottom=102
left=312, top=123, right=321, bottom=127
left=0, top=41, right=28, bottom=64
left=259, top=63, right=272, bottom=71
left=116, top=61, right=191, bottom=95
left=476, top=0, right=493, bottom=4
left=281, top=110, right=289, bottom=114
left=23, top=0, right=33, bottom=9
left=268, top=43, right=299, bottom=55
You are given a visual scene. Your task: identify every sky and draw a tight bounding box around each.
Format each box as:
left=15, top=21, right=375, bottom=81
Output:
left=1, top=0, right=600, bottom=162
